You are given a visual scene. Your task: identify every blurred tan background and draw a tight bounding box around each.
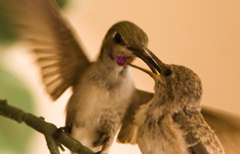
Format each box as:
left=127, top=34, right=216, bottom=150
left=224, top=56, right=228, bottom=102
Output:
left=1, top=0, right=240, bottom=153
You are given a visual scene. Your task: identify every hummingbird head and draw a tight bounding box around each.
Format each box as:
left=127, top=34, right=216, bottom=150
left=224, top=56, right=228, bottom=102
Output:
left=157, top=64, right=202, bottom=105
left=130, top=54, right=202, bottom=109
left=100, top=21, right=158, bottom=69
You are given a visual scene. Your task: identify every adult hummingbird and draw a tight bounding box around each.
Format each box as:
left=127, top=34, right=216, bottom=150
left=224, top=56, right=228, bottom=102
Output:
left=1, top=0, right=240, bottom=153
left=129, top=55, right=225, bottom=154
left=0, top=0, right=156, bottom=153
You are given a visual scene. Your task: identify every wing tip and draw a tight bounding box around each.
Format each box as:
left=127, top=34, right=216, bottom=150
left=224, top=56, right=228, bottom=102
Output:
left=117, top=125, right=138, bottom=145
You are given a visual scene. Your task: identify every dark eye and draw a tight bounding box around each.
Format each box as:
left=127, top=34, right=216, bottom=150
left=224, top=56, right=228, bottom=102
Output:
left=164, top=68, right=172, bottom=76
left=113, top=32, right=125, bottom=45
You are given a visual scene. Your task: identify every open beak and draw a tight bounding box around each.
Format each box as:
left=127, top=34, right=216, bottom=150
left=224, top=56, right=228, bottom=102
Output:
left=130, top=46, right=162, bottom=76
left=129, top=63, right=158, bottom=78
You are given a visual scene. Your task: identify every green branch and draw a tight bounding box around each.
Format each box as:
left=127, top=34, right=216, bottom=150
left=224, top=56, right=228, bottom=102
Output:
left=0, top=99, right=94, bottom=154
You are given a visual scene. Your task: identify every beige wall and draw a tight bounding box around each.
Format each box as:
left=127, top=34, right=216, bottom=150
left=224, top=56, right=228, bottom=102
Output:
left=68, top=0, right=240, bottom=114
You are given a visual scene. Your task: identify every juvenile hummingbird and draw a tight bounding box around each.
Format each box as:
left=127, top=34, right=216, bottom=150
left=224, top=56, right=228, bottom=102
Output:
left=130, top=56, right=225, bottom=154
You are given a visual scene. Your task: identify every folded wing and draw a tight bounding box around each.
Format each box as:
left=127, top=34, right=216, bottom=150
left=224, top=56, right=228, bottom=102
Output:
left=173, top=110, right=224, bottom=154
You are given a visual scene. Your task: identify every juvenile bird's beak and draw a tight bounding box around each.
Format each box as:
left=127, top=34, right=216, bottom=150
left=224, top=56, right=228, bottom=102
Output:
left=130, top=46, right=162, bottom=77
left=130, top=63, right=159, bottom=78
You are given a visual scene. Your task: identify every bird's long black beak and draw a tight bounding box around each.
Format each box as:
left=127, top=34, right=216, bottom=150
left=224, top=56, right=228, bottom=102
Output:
left=131, top=46, right=162, bottom=75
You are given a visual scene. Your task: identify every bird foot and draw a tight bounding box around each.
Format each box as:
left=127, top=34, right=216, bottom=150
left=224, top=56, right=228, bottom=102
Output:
left=93, top=131, right=111, bottom=154
left=95, top=151, right=108, bottom=154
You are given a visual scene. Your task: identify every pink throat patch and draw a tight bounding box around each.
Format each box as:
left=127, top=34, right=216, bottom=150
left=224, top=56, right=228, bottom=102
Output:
left=116, top=56, right=133, bottom=67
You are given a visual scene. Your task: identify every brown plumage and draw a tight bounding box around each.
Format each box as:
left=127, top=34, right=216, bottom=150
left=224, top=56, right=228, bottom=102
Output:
left=131, top=62, right=224, bottom=154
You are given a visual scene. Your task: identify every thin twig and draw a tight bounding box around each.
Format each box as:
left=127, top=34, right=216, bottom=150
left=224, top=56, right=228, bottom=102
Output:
left=0, top=99, right=94, bottom=154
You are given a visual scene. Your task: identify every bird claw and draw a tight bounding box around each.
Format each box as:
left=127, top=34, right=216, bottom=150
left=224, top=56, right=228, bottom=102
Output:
left=93, top=131, right=110, bottom=146
left=92, top=131, right=111, bottom=154
left=95, top=151, right=108, bottom=154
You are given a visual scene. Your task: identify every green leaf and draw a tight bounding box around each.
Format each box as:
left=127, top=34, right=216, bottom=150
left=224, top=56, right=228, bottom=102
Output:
left=0, top=6, right=19, bottom=47
left=0, top=67, right=35, bottom=154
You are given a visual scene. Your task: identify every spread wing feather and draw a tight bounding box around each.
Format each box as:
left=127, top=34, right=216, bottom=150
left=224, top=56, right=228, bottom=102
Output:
left=202, top=106, right=240, bottom=154
left=0, top=0, right=90, bottom=100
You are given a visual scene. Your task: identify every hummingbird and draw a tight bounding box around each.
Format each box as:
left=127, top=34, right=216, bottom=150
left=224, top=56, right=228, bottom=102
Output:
left=0, top=0, right=157, bottom=153
left=1, top=0, right=240, bottom=153
left=129, top=55, right=225, bottom=154
left=117, top=59, right=240, bottom=154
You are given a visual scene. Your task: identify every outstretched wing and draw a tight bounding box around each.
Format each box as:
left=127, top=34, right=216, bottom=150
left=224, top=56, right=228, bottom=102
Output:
left=173, top=110, right=225, bottom=154
left=0, top=0, right=90, bottom=100
left=117, top=89, right=153, bottom=144
left=202, top=106, right=240, bottom=154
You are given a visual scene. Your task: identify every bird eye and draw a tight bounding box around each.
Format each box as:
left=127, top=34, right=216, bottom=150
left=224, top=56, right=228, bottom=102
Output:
left=164, top=68, right=172, bottom=76
left=113, top=32, right=125, bottom=45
